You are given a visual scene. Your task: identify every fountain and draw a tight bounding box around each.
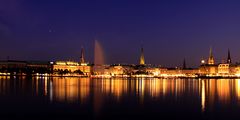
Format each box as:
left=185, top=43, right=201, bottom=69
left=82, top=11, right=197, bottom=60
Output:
left=94, top=40, right=105, bottom=65
left=93, top=40, right=106, bottom=75
left=93, top=40, right=105, bottom=113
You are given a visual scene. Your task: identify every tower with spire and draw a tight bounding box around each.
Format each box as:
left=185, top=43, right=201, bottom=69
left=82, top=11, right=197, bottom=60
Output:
left=208, top=47, right=215, bottom=65
left=183, top=58, right=186, bottom=69
left=80, top=46, right=85, bottom=64
left=227, top=49, right=231, bottom=64
left=139, top=45, right=145, bottom=65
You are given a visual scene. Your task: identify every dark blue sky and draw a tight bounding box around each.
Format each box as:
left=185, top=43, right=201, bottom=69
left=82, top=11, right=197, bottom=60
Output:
left=1, top=0, right=240, bottom=67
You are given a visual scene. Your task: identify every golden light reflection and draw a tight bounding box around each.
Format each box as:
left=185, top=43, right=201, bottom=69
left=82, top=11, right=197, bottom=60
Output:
left=79, top=78, right=90, bottom=102
left=207, top=79, right=216, bottom=110
left=235, top=79, right=240, bottom=99
left=135, top=78, right=145, bottom=103
left=175, top=79, right=186, bottom=98
left=94, top=78, right=129, bottom=100
left=2, top=77, right=240, bottom=112
left=162, top=79, right=167, bottom=96
left=148, top=79, right=161, bottom=97
left=51, top=77, right=90, bottom=103
left=140, top=78, right=145, bottom=102
left=101, top=79, right=111, bottom=94
left=201, top=80, right=206, bottom=112
left=110, top=79, right=128, bottom=99
left=145, top=79, right=187, bottom=98
left=34, top=79, right=38, bottom=95
left=133, top=78, right=190, bottom=100
left=44, top=78, right=48, bottom=96
left=216, top=79, right=230, bottom=103
left=0, top=78, right=9, bottom=95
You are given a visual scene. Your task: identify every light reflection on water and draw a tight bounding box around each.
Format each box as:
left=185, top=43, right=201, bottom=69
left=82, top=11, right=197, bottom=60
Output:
left=1, top=77, right=240, bottom=119
left=49, top=77, right=90, bottom=103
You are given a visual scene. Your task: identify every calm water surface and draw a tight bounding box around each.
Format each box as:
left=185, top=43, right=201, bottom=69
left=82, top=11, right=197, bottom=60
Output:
left=0, top=76, right=240, bottom=120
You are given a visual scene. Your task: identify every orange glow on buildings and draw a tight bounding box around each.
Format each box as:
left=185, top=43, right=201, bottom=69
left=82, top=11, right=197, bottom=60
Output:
left=53, top=61, right=91, bottom=76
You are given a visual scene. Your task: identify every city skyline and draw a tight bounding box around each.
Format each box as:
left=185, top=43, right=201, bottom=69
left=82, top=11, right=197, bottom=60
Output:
left=2, top=1, right=240, bottom=120
left=0, top=44, right=238, bottom=68
left=1, top=0, right=240, bottom=67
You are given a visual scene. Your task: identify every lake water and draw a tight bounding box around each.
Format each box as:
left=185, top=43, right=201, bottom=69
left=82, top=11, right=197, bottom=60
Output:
left=0, top=76, right=240, bottom=120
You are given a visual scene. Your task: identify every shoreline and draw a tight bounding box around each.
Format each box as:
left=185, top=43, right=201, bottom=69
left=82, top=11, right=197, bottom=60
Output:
left=1, top=74, right=240, bottom=79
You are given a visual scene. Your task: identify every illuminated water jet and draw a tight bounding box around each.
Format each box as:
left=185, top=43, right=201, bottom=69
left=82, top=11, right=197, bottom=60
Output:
left=94, top=40, right=105, bottom=65
left=93, top=40, right=106, bottom=75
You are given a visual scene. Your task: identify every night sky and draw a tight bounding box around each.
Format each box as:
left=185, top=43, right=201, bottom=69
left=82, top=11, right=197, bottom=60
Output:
left=1, top=0, right=240, bottom=67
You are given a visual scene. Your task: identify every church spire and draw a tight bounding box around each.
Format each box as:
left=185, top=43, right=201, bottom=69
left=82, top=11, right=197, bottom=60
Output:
left=80, top=46, right=85, bottom=64
left=208, top=47, right=214, bottom=65
left=183, top=58, right=186, bottom=69
left=139, top=45, right=145, bottom=65
left=227, top=48, right=231, bottom=64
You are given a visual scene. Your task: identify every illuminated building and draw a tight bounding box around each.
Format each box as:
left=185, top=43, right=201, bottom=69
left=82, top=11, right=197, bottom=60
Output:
left=181, top=69, right=199, bottom=76
left=53, top=61, right=91, bottom=75
left=2, top=44, right=240, bottom=78
left=0, top=60, right=26, bottom=69
left=199, top=64, right=218, bottom=76
left=52, top=47, right=91, bottom=75
left=80, top=46, right=86, bottom=65
left=92, top=65, right=109, bottom=76
left=208, top=47, right=215, bottom=65
left=199, top=48, right=218, bottom=76
left=161, top=68, right=183, bottom=77
left=27, top=61, right=51, bottom=68
left=109, top=65, right=124, bottom=76
left=0, top=60, right=52, bottom=75
left=218, top=64, right=230, bottom=74
left=234, top=65, right=240, bottom=76
left=146, top=67, right=160, bottom=76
